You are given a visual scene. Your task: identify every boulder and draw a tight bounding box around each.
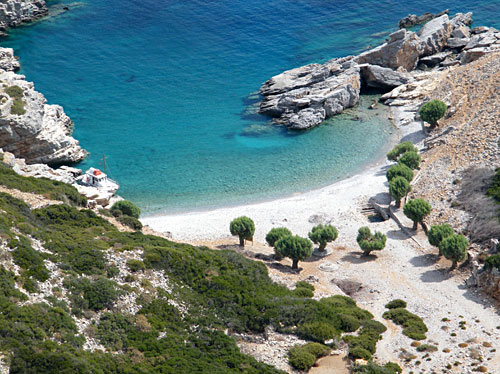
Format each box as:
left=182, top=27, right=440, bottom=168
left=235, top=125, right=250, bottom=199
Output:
left=259, top=58, right=360, bottom=129
left=471, top=26, right=490, bottom=35
left=447, top=37, right=470, bottom=49
left=287, top=107, right=326, bottom=130
left=418, top=14, right=453, bottom=56
left=451, top=25, right=470, bottom=39
left=464, top=32, right=498, bottom=50
left=450, top=12, right=473, bottom=27
left=355, top=29, right=423, bottom=71
left=360, top=64, right=412, bottom=90
left=419, top=51, right=452, bottom=67
left=0, top=48, right=20, bottom=71
left=460, top=47, right=488, bottom=64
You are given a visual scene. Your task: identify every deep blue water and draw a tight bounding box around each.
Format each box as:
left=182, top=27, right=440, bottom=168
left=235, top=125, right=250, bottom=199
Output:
left=3, top=0, right=499, bottom=213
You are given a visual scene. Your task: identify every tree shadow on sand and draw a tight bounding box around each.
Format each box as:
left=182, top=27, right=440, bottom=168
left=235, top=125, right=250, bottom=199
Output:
left=409, top=253, right=441, bottom=267
left=386, top=229, right=411, bottom=241
left=340, top=251, right=378, bottom=264
left=420, top=268, right=453, bottom=283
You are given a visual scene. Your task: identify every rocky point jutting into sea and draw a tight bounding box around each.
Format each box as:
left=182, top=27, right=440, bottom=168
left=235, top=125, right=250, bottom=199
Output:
left=258, top=11, right=500, bottom=130
left=0, top=0, right=86, bottom=165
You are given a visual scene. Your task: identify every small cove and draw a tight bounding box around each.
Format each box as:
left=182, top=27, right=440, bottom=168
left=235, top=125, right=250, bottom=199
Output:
left=2, top=0, right=499, bottom=214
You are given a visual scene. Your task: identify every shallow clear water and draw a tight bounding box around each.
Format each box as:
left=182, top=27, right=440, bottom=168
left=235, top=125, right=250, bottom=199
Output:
left=2, top=0, right=499, bottom=213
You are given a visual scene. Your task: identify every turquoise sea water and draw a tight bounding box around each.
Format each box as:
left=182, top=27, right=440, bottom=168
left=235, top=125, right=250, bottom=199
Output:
left=2, top=0, right=500, bottom=213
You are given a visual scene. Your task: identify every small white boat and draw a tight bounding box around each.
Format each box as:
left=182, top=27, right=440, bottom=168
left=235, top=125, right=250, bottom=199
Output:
left=76, top=167, right=120, bottom=193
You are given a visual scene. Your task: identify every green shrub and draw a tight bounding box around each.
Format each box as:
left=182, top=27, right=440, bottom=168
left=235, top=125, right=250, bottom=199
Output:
left=295, top=281, right=314, bottom=291
left=10, top=98, right=26, bottom=115
left=403, top=198, right=432, bottom=231
left=297, top=321, right=336, bottom=342
left=5, top=85, right=24, bottom=99
left=398, top=151, right=421, bottom=170
left=389, top=176, right=411, bottom=208
left=117, top=215, right=142, bottom=230
left=338, top=314, right=361, bottom=332
left=383, top=307, right=428, bottom=340
left=64, top=276, right=121, bottom=312
left=0, top=265, right=28, bottom=300
left=485, top=254, right=500, bottom=271
left=385, top=299, right=407, bottom=309
left=428, top=224, right=454, bottom=252
left=9, top=236, right=49, bottom=284
left=126, top=259, right=145, bottom=272
left=416, top=344, right=438, bottom=352
left=293, top=287, right=314, bottom=298
left=349, top=347, right=372, bottom=360
left=308, top=224, right=338, bottom=252
left=230, top=216, right=255, bottom=247
left=361, top=320, right=387, bottom=334
left=357, top=226, right=386, bottom=255
left=419, top=99, right=447, bottom=126
left=110, top=200, right=141, bottom=218
left=354, top=361, right=402, bottom=374
left=265, top=227, right=292, bottom=247
left=275, top=235, right=313, bottom=269
left=386, top=163, right=414, bottom=183
left=288, top=343, right=329, bottom=371
left=387, top=141, right=418, bottom=162
left=439, top=234, right=468, bottom=270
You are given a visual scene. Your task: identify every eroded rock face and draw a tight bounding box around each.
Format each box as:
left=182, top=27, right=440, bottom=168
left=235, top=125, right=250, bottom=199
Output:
left=0, top=0, right=48, bottom=30
left=0, top=48, right=87, bottom=165
left=418, top=14, right=453, bottom=56
left=259, top=58, right=360, bottom=129
left=355, top=29, right=424, bottom=71
left=398, top=9, right=449, bottom=29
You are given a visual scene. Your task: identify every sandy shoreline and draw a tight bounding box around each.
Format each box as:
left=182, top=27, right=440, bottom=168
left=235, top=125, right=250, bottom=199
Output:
left=142, top=106, right=424, bottom=243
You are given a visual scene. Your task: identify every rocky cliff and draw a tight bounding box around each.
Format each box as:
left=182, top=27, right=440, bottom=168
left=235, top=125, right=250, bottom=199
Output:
left=0, top=0, right=47, bottom=30
left=0, top=47, right=86, bottom=164
left=258, top=12, right=500, bottom=130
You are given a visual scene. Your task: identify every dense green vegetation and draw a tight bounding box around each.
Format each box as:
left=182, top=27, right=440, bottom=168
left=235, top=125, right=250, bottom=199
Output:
left=0, top=163, right=87, bottom=206
left=427, top=224, right=454, bottom=254
left=403, top=198, right=432, bottom=232
left=229, top=216, right=255, bottom=247
left=419, top=99, right=447, bottom=127
left=387, top=141, right=418, bottom=162
left=353, top=362, right=402, bottom=374
left=308, top=224, right=338, bottom=252
left=288, top=343, right=330, bottom=370
left=485, top=254, right=500, bottom=271
left=356, top=226, right=386, bottom=255
left=274, top=234, right=312, bottom=269
left=386, top=163, right=414, bottom=183
left=110, top=200, right=141, bottom=218
left=439, top=234, right=468, bottom=270
left=383, top=301, right=428, bottom=341
left=0, top=176, right=387, bottom=373
left=398, top=151, right=421, bottom=170
left=5, top=85, right=26, bottom=115
left=389, top=176, right=411, bottom=208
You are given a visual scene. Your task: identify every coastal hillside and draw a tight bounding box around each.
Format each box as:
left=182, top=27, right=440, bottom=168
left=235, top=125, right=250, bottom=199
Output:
left=0, top=160, right=404, bottom=373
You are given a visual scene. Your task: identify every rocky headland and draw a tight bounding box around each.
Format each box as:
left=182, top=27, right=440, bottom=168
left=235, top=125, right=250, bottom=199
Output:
left=0, top=47, right=86, bottom=165
left=258, top=11, right=500, bottom=130
left=0, top=0, right=47, bottom=31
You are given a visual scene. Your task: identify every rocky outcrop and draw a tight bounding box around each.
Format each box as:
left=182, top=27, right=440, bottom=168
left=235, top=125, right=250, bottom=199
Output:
left=360, top=64, right=412, bottom=89
left=355, top=29, right=424, bottom=71
left=418, top=14, right=453, bottom=56
left=0, top=0, right=47, bottom=30
left=0, top=47, right=87, bottom=165
left=260, top=58, right=360, bottom=129
left=258, top=11, right=500, bottom=130
left=398, top=9, right=449, bottom=29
